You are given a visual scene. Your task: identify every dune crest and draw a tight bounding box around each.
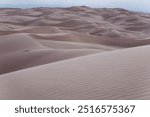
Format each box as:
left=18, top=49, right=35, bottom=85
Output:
left=0, top=45, right=150, bottom=99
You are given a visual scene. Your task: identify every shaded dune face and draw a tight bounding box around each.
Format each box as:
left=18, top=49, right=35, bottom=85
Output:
left=0, top=7, right=150, bottom=99
left=0, top=33, right=102, bottom=74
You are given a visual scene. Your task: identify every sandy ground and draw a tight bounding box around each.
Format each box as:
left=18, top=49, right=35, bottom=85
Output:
left=0, top=6, right=150, bottom=99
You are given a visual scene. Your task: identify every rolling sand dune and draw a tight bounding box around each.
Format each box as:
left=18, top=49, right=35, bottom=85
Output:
left=0, top=33, right=102, bottom=74
left=0, top=45, right=150, bottom=99
left=0, top=6, right=150, bottom=99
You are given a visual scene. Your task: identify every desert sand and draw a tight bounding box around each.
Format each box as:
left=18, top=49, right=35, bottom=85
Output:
left=0, top=6, right=150, bottom=99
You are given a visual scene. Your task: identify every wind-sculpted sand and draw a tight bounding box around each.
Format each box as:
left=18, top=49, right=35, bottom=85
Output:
left=0, top=6, right=150, bottom=99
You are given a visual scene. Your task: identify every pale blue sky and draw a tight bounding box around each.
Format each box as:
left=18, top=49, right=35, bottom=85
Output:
left=0, top=0, right=150, bottom=13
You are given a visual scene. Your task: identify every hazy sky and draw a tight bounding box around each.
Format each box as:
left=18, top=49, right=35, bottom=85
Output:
left=0, top=0, right=150, bottom=13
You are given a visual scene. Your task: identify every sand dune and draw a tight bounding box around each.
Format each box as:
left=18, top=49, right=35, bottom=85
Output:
left=0, top=45, right=150, bottom=99
left=0, top=6, right=150, bottom=99
left=0, top=33, right=102, bottom=74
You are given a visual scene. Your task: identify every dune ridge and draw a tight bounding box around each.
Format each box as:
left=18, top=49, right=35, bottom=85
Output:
left=0, top=45, right=150, bottom=99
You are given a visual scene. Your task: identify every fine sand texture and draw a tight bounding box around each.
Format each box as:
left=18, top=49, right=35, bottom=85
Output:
left=0, top=6, right=150, bottom=99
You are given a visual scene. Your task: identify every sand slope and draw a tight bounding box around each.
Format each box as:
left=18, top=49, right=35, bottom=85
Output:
left=0, top=7, right=150, bottom=99
left=0, top=33, right=103, bottom=74
left=0, top=45, right=150, bottom=99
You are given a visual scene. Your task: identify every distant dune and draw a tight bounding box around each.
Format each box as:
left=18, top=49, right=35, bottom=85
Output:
left=0, top=6, right=150, bottom=99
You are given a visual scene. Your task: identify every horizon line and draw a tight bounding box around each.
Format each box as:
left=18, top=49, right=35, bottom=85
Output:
left=0, top=5, right=149, bottom=13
